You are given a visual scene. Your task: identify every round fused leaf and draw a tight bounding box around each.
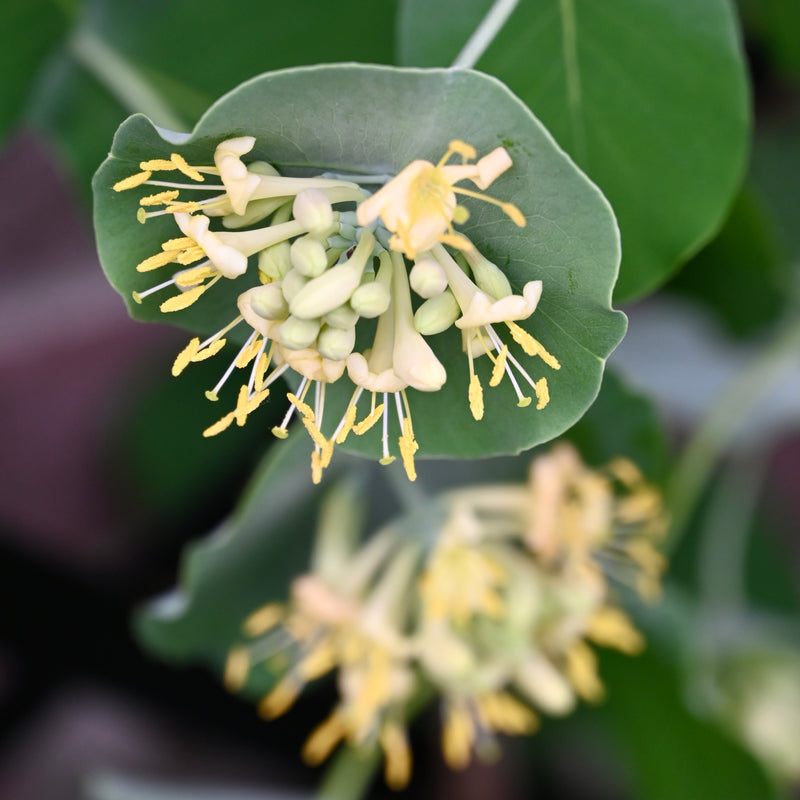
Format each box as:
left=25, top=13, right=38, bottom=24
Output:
left=94, top=64, right=625, bottom=461
left=398, top=0, right=750, bottom=301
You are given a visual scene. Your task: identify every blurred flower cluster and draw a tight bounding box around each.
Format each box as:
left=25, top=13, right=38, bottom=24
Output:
left=223, top=443, right=668, bottom=787
left=114, top=137, right=558, bottom=482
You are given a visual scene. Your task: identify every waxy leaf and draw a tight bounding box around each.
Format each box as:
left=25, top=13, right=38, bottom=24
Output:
left=398, top=0, right=750, bottom=301
left=94, top=64, right=625, bottom=462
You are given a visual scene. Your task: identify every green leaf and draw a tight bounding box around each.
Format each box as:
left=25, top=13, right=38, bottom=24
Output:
left=94, top=65, right=625, bottom=462
left=398, top=0, right=751, bottom=301
left=0, top=0, right=71, bottom=143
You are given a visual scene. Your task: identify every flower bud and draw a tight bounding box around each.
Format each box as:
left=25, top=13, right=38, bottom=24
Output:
left=258, top=240, right=292, bottom=280
left=323, top=303, right=360, bottom=329
left=410, top=257, right=447, bottom=298
left=317, top=324, right=356, bottom=360
left=249, top=282, right=289, bottom=320
left=278, top=315, right=321, bottom=350
left=463, top=248, right=512, bottom=299
left=350, top=279, right=391, bottom=318
left=290, top=235, right=328, bottom=278
left=413, top=290, right=460, bottom=335
left=281, top=268, right=308, bottom=303
left=293, top=188, right=334, bottom=235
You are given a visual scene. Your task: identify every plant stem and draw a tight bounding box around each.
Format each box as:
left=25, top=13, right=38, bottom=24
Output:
left=316, top=744, right=381, bottom=800
left=69, top=27, right=186, bottom=131
left=666, top=314, right=800, bottom=551
left=450, top=0, right=519, bottom=69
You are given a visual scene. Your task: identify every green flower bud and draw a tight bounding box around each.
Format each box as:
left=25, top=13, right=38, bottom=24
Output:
left=410, top=256, right=447, bottom=298
left=278, top=315, right=321, bottom=350
left=323, top=303, right=360, bottom=329
left=281, top=268, right=308, bottom=303
left=293, top=188, right=334, bottom=235
left=350, top=249, right=393, bottom=318
left=317, top=324, right=356, bottom=360
left=290, top=235, right=328, bottom=278
left=413, top=289, right=460, bottom=335
left=463, top=248, right=512, bottom=299
left=258, top=240, right=292, bottom=280
left=249, top=282, right=289, bottom=320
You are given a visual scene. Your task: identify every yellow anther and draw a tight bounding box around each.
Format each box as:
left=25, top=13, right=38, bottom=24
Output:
left=223, top=646, right=250, bottom=692
left=380, top=722, right=412, bottom=790
left=449, top=139, right=477, bottom=160
left=287, top=393, right=315, bottom=420
left=242, top=603, right=284, bottom=636
left=159, top=284, right=207, bottom=312
left=489, top=344, right=508, bottom=387
left=564, top=641, right=605, bottom=703
left=311, top=450, right=323, bottom=484
left=139, top=189, right=179, bottom=206
left=245, top=387, right=270, bottom=414
left=353, top=403, right=384, bottom=435
left=320, top=440, right=335, bottom=469
left=335, top=404, right=358, bottom=444
left=254, top=351, right=269, bottom=391
left=203, top=411, right=235, bottom=437
left=175, top=264, right=215, bottom=286
left=399, top=432, right=418, bottom=482
left=534, top=377, right=549, bottom=410
left=438, top=232, right=474, bottom=251
left=137, top=250, right=176, bottom=272
left=175, top=245, right=206, bottom=265
left=113, top=170, right=152, bottom=191
left=272, top=426, right=289, bottom=439
left=235, top=337, right=264, bottom=369
left=587, top=607, right=645, bottom=655
left=302, top=713, right=346, bottom=765
left=139, top=158, right=176, bottom=171
left=442, top=705, right=474, bottom=770
left=302, top=417, right=328, bottom=450
left=235, top=385, right=250, bottom=426
left=506, top=322, right=561, bottom=369
left=161, top=236, right=195, bottom=251
left=607, top=457, right=644, bottom=488
left=172, top=337, right=200, bottom=376
left=469, top=373, right=484, bottom=420
left=501, top=202, right=526, bottom=227
left=298, top=643, right=336, bottom=680
left=258, top=678, right=299, bottom=719
left=170, top=152, right=204, bottom=182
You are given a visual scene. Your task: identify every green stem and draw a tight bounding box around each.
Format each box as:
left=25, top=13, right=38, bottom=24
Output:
left=666, top=315, right=800, bottom=552
left=316, top=744, right=381, bottom=800
left=68, top=27, right=186, bottom=131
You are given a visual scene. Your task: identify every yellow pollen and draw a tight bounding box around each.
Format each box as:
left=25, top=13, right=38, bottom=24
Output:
left=398, top=418, right=419, bottom=481
left=175, top=246, right=206, bottom=266
left=489, top=344, right=508, bottom=387
left=353, top=403, right=384, bottom=435
left=380, top=722, right=412, bottom=790
left=242, top=603, right=284, bottom=636
left=587, top=607, right=645, bottom=655
left=506, top=322, right=561, bottom=369
left=113, top=170, right=152, bottom=191
left=139, top=158, right=177, bottom=171
left=162, top=236, right=196, bottom=251
left=234, top=385, right=250, bottom=426
left=172, top=337, right=200, bottom=376
left=166, top=201, right=201, bottom=213
left=287, top=393, right=315, bottom=420
left=534, top=377, right=549, bottom=410
left=137, top=250, right=176, bottom=272
left=245, top=387, right=270, bottom=415
left=175, top=264, right=215, bottom=286
left=159, top=284, right=207, bottom=312
left=203, top=411, right=235, bottom=437
left=442, top=705, right=475, bottom=770
left=258, top=678, right=300, bottom=719
left=272, top=426, right=289, bottom=439
left=564, top=641, right=605, bottom=702
left=193, top=338, right=227, bottom=362
left=335, top=404, right=358, bottom=444
left=139, top=189, right=180, bottom=206
left=302, top=417, right=328, bottom=450
left=170, top=152, right=204, bottom=181
left=311, top=450, right=323, bottom=484
left=235, top=337, right=264, bottom=369
left=469, top=373, right=484, bottom=421
left=223, top=646, right=250, bottom=692
left=477, top=692, right=538, bottom=735
left=607, top=457, right=644, bottom=488
left=320, top=439, right=335, bottom=469
left=302, top=713, right=346, bottom=765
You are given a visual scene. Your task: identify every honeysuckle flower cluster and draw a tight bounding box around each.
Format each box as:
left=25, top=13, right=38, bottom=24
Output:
left=223, top=444, right=668, bottom=788
left=113, top=137, right=559, bottom=482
